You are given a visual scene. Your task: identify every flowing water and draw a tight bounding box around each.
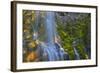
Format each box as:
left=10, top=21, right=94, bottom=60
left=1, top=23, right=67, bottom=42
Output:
left=34, top=11, right=79, bottom=61
left=42, top=12, right=65, bottom=61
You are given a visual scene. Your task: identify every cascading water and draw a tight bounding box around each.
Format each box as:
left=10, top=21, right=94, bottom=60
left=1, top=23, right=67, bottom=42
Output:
left=72, top=41, right=80, bottom=60
left=33, top=11, right=69, bottom=61
left=33, top=11, right=40, bottom=40
left=42, top=11, right=65, bottom=61
left=73, top=47, right=80, bottom=60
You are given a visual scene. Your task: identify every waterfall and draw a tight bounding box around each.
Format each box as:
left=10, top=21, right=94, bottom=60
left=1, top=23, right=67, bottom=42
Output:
left=72, top=41, right=80, bottom=60
left=73, top=47, right=80, bottom=60
left=33, top=11, right=69, bottom=61
left=40, top=11, right=68, bottom=61
left=44, top=11, right=61, bottom=61
left=44, top=12, right=55, bottom=44
left=32, top=11, right=40, bottom=40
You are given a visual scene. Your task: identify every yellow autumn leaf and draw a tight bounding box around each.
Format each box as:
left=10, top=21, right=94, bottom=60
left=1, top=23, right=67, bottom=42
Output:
left=28, top=41, right=36, bottom=48
left=26, top=19, right=31, bottom=24
left=26, top=35, right=31, bottom=39
left=23, top=29, right=29, bottom=33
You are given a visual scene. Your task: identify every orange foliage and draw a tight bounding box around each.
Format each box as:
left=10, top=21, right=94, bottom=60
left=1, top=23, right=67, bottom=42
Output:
left=26, top=51, right=37, bottom=62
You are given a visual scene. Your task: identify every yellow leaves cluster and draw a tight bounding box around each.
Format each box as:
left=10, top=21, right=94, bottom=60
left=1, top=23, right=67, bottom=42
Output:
left=26, top=51, right=37, bottom=62
left=24, top=29, right=29, bottom=33
left=28, top=41, right=37, bottom=48
left=26, top=35, right=31, bottom=39
left=23, top=10, right=39, bottom=62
